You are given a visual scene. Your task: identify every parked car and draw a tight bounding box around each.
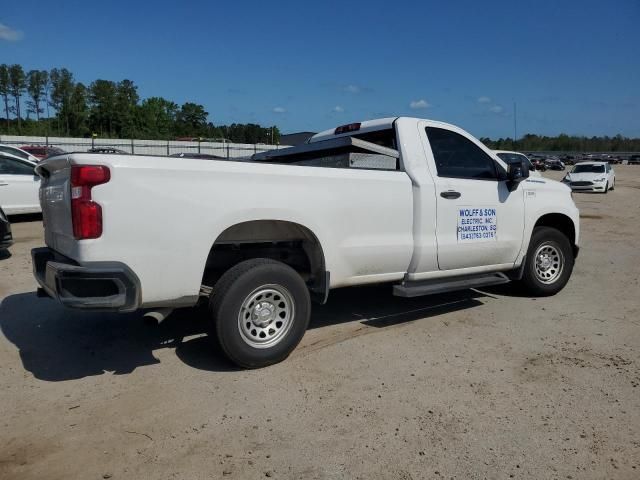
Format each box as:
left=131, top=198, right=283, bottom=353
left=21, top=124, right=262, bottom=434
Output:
left=0, top=205, right=12, bottom=250
left=562, top=162, right=615, bottom=193
left=20, top=145, right=66, bottom=160
left=545, top=159, right=566, bottom=171
left=600, top=154, right=621, bottom=165
left=531, top=158, right=547, bottom=171
left=494, top=150, right=541, bottom=177
left=88, top=147, right=128, bottom=154
left=169, top=152, right=227, bottom=160
left=0, top=154, right=41, bottom=214
left=0, top=144, right=40, bottom=163
left=32, top=117, right=579, bottom=368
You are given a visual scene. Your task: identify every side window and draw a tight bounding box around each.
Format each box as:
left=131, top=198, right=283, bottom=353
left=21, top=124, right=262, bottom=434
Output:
left=353, top=129, right=398, bottom=149
left=0, top=146, right=24, bottom=159
left=0, top=158, right=35, bottom=175
left=426, top=127, right=497, bottom=180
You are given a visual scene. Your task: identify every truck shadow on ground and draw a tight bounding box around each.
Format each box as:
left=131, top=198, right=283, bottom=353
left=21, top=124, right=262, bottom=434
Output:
left=0, top=285, right=489, bottom=380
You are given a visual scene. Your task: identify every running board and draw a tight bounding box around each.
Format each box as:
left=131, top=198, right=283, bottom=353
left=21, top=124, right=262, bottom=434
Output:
left=393, top=272, right=510, bottom=298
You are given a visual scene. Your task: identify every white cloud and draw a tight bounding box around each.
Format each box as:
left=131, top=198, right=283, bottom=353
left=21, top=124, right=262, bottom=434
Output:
left=489, top=105, right=504, bottom=114
left=409, top=99, right=431, bottom=110
left=477, top=96, right=492, bottom=104
left=333, top=105, right=344, bottom=113
left=344, top=84, right=361, bottom=94
left=272, top=106, right=286, bottom=113
left=0, top=23, right=23, bottom=42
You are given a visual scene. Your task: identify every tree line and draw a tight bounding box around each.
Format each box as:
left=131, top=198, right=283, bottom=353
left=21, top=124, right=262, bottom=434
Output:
left=481, top=134, right=640, bottom=153
left=1, top=63, right=638, bottom=150
left=0, top=63, right=281, bottom=144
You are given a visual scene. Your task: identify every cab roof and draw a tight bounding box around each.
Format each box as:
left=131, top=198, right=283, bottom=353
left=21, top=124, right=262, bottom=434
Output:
left=308, top=116, right=463, bottom=143
left=309, top=117, right=397, bottom=143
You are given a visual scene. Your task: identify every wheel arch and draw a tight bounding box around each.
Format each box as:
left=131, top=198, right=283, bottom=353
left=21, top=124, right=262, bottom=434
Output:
left=533, top=213, right=578, bottom=257
left=201, top=219, right=329, bottom=303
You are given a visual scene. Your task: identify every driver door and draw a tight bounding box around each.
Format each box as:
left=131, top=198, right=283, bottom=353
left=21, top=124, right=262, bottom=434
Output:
left=423, top=126, right=525, bottom=271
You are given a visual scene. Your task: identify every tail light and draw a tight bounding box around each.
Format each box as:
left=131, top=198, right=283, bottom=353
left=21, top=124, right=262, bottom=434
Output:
left=70, top=165, right=110, bottom=239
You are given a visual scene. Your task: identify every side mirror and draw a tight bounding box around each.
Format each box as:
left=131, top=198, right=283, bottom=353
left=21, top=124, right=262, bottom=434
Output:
left=506, top=160, right=529, bottom=190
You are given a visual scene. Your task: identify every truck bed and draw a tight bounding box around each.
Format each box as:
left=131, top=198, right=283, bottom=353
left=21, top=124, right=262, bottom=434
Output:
left=35, top=151, right=414, bottom=307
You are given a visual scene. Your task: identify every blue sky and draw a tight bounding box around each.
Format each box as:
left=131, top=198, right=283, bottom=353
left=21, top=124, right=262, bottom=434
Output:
left=1, top=0, right=639, bottom=137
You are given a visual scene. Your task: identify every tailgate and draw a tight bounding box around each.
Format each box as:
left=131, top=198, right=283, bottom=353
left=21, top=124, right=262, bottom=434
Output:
left=36, top=156, right=76, bottom=258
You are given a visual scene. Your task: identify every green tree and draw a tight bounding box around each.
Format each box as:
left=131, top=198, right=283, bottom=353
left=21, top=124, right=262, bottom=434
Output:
left=50, top=68, right=75, bottom=135
left=88, top=79, right=117, bottom=136
left=0, top=63, right=11, bottom=132
left=114, top=79, right=139, bottom=137
left=269, top=125, right=281, bottom=144
left=176, top=102, right=208, bottom=135
left=26, top=70, right=48, bottom=121
left=0, top=65, right=10, bottom=131
left=42, top=71, right=51, bottom=121
left=69, top=82, right=89, bottom=136
left=8, top=64, right=26, bottom=132
left=138, top=96, right=178, bottom=138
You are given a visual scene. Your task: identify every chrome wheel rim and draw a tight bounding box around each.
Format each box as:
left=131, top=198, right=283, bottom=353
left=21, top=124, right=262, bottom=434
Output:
left=534, top=242, right=564, bottom=284
left=237, top=284, right=294, bottom=348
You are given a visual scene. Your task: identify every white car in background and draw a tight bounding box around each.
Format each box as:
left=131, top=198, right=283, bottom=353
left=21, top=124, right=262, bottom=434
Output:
left=0, top=144, right=40, bottom=163
left=562, top=161, right=615, bottom=193
left=0, top=153, right=41, bottom=214
left=494, top=150, right=541, bottom=177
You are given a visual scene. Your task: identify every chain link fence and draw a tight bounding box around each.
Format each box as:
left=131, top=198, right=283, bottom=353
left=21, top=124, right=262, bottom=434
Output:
left=0, top=135, right=287, bottom=159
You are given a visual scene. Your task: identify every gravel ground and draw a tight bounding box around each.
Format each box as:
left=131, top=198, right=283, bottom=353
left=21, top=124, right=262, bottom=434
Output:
left=1, top=167, right=639, bottom=480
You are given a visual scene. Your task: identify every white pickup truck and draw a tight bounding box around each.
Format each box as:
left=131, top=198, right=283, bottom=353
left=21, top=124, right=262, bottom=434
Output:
left=32, top=117, right=580, bottom=367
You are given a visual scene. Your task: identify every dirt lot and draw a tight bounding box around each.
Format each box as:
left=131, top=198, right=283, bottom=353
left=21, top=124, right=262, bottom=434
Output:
left=1, top=167, right=639, bottom=480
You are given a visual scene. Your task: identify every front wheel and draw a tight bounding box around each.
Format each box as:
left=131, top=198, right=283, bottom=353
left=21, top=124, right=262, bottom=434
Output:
left=602, top=181, right=609, bottom=194
left=209, top=258, right=310, bottom=368
left=519, top=227, right=574, bottom=296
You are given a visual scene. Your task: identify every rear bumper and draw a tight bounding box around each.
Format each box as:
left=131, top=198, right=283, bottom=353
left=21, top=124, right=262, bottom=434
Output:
left=31, top=247, right=140, bottom=312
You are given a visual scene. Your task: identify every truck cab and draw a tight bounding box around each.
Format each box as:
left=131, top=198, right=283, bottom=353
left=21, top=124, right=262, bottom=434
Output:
left=311, top=117, right=578, bottom=279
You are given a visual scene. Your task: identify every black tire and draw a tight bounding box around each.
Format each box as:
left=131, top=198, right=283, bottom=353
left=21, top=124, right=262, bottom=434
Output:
left=603, top=182, right=609, bottom=194
left=519, top=226, right=574, bottom=297
left=610, top=180, right=615, bottom=191
left=209, top=258, right=310, bottom=368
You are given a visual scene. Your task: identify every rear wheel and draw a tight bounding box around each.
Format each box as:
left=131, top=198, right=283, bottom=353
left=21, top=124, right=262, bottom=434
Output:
left=209, top=258, right=310, bottom=368
left=519, top=227, right=574, bottom=296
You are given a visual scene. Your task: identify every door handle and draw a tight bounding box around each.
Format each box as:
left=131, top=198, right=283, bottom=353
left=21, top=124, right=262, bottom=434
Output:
left=440, top=190, right=461, bottom=199
left=0, top=183, right=9, bottom=186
